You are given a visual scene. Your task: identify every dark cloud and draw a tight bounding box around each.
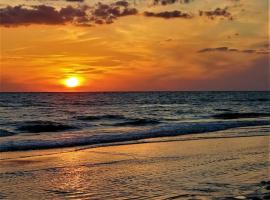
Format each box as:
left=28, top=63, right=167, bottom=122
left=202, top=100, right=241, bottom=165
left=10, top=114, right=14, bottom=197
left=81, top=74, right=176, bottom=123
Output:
left=144, top=10, right=192, bottom=19
left=66, top=0, right=84, bottom=2
left=198, top=47, right=229, bottom=52
left=92, top=1, right=138, bottom=24
left=115, top=0, right=129, bottom=7
left=199, top=7, right=233, bottom=20
left=153, top=0, right=194, bottom=6
left=145, top=5, right=233, bottom=20
left=198, top=47, right=270, bottom=54
left=0, top=1, right=238, bottom=27
left=0, top=5, right=87, bottom=26
left=94, top=1, right=138, bottom=18
left=0, top=1, right=138, bottom=27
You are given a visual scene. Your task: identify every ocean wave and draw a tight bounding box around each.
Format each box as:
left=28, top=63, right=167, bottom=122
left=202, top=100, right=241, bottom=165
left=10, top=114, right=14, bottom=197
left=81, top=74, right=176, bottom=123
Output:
left=76, top=115, right=161, bottom=126
left=214, top=109, right=232, bottom=112
left=16, top=121, right=77, bottom=133
left=212, top=112, right=270, bottom=120
left=1, top=120, right=270, bottom=152
left=232, top=98, right=270, bottom=102
left=0, top=129, right=17, bottom=137
left=76, top=114, right=126, bottom=121
left=112, top=118, right=160, bottom=126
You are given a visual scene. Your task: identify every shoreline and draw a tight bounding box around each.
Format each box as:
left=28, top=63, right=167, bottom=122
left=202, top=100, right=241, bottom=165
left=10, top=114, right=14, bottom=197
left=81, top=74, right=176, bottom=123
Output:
left=1, top=121, right=269, bottom=153
left=0, top=132, right=268, bottom=161
left=0, top=134, right=269, bottom=199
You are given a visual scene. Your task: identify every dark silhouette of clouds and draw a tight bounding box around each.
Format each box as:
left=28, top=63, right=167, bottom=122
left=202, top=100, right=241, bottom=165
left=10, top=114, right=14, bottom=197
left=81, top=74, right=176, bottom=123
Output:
left=0, top=1, right=245, bottom=27
left=66, top=0, right=84, bottom=2
left=0, top=1, right=138, bottom=27
left=198, top=47, right=269, bottom=54
left=115, top=0, right=129, bottom=7
left=153, top=0, right=194, bottom=6
left=0, top=5, right=87, bottom=26
left=92, top=1, right=137, bottom=24
left=199, top=7, right=233, bottom=20
left=144, top=10, right=192, bottom=19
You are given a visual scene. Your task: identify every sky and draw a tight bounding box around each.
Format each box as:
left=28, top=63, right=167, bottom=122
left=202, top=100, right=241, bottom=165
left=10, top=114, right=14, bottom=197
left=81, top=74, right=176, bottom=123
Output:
left=0, top=0, right=269, bottom=91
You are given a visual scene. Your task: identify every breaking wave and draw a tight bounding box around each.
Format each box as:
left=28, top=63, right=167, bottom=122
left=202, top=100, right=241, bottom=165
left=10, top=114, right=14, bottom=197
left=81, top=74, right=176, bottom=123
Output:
left=76, top=114, right=126, bottom=121
left=212, top=112, right=270, bottom=120
left=1, top=119, right=269, bottom=152
left=112, top=118, right=161, bottom=126
left=16, top=121, right=77, bottom=133
left=0, top=129, right=17, bottom=137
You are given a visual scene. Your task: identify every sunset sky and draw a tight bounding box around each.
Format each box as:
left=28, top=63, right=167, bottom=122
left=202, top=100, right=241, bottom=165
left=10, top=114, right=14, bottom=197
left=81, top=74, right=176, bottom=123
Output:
left=0, top=0, right=269, bottom=91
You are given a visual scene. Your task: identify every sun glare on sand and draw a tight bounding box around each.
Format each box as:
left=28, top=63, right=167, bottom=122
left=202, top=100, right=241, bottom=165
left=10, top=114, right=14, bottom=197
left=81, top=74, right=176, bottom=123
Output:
left=64, top=77, right=80, bottom=88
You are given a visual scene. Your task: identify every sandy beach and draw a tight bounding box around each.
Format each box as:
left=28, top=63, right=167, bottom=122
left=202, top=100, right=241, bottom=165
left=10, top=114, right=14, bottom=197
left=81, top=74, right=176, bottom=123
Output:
left=0, top=133, right=269, bottom=200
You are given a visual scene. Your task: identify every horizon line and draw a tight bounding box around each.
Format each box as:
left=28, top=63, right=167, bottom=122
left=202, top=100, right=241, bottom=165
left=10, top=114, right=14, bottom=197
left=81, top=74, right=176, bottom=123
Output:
left=0, top=90, right=269, bottom=93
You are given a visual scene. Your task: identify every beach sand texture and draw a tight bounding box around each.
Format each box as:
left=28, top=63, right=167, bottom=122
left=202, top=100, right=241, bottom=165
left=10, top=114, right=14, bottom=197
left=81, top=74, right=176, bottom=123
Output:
left=0, top=133, right=269, bottom=199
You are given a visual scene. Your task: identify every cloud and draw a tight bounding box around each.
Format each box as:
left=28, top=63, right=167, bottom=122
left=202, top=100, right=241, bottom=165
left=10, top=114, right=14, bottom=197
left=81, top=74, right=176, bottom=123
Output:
left=199, top=7, right=233, bottom=20
left=92, top=1, right=138, bottom=24
left=66, top=0, right=84, bottom=2
left=144, top=6, right=234, bottom=20
left=114, top=0, right=129, bottom=7
left=0, top=5, right=87, bottom=27
left=0, top=1, right=239, bottom=27
left=198, top=47, right=229, bottom=52
left=144, top=10, right=192, bottom=19
left=92, top=1, right=138, bottom=25
left=0, top=1, right=138, bottom=27
left=152, top=0, right=194, bottom=6
left=81, top=2, right=138, bottom=25
left=198, top=47, right=270, bottom=54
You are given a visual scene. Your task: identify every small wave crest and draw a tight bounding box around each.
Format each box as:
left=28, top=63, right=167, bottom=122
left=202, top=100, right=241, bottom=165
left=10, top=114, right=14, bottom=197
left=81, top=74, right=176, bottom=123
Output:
left=0, top=129, right=17, bottom=137
left=112, top=118, right=160, bottom=126
left=1, top=120, right=270, bottom=152
left=16, top=121, right=77, bottom=133
left=76, top=114, right=126, bottom=121
left=212, top=112, right=270, bottom=120
left=76, top=115, right=160, bottom=126
left=232, top=98, right=270, bottom=102
left=215, top=109, right=232, bottom=112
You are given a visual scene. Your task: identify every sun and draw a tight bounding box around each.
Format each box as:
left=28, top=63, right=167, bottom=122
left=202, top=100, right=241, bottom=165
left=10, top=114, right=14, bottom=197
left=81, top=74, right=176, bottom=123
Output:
left=65, top=77, right=80, bottom=88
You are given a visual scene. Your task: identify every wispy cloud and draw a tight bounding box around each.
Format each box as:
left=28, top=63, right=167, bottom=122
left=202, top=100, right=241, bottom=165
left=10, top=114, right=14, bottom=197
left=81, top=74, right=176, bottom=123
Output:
left=198, top=47, right=269, bottom=54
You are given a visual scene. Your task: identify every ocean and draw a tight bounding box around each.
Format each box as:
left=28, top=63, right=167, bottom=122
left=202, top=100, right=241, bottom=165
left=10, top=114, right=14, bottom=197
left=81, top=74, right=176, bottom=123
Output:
left=0, top=91, right=269, bottom=152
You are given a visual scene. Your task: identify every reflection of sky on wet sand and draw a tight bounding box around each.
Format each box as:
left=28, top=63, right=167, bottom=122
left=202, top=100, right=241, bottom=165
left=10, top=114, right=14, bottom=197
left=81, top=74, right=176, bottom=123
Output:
left=0, top=128, right=269, bottom=199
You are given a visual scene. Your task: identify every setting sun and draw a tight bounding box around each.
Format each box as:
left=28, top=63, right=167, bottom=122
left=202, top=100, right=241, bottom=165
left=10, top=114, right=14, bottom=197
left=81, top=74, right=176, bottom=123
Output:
left=65, top=77, right=80, bottom=88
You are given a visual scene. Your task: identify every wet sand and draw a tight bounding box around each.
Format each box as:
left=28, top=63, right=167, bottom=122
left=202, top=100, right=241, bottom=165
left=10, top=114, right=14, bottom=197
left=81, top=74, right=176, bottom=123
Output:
left=0, top=135, right=269, bottom=199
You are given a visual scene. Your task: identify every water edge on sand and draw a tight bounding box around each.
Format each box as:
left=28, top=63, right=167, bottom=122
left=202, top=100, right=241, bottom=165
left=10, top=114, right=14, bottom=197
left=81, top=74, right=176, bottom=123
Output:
left=0, top=127, right=269, bottom=200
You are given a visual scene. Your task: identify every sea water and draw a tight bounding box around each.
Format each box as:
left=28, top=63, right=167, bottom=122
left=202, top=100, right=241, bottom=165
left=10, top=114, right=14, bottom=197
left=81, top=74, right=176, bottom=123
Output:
left=0, top=91, right=269, bottom=152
